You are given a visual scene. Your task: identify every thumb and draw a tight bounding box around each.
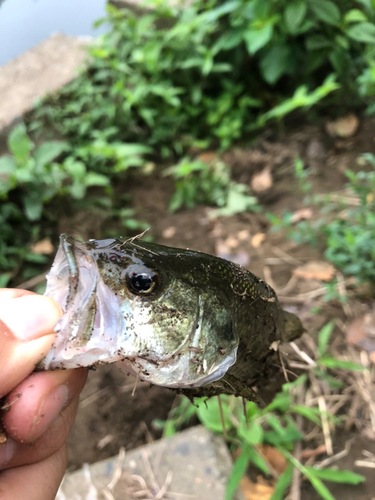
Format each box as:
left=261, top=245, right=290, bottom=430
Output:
left=0, top=291, right=62, bottom=398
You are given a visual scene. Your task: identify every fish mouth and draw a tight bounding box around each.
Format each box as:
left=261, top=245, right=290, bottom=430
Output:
left=41, top=235, right=130, bottom=369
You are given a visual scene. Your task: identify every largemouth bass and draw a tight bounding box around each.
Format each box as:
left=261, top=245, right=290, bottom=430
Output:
left=40, top=234, right=303, bottom=403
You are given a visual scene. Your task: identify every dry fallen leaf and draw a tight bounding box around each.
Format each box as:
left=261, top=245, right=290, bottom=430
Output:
left=325, top=113, right=359, bottom=138
left=347, top=313, right=375, bottom=359
left=162, top=226, right=176, bottom=239
left=290, top=208, right=313, bottom=224
left=293, top=260, right=335, bottom=282
left=240, top=476, right=274, bottom=500
left=251, top=166, right=273, bottom=192
left=225, top=235, right=239, bottom=249
left=257, top=444, right=288, bottom=475
left=197, top=151, right=217, bottom=164
left=215, top=240, right=250, bottom=266
left=30, top=238, right=54, bottom=255
left=251, top=233, right=266, bottom=248
left=210, top=221, right=224, bottom=238
left=237, top=229, right=250, bottom=241
left=301, top=444, right=327, bottom=459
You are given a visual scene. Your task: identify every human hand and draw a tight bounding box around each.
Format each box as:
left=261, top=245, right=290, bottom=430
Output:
left=0, top=289, right=88, bottom=500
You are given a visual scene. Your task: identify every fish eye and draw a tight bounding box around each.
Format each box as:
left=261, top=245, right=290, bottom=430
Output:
left=128, top=269, right=159, bottom=295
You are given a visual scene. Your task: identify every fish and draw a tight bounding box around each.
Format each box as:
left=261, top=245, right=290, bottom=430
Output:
left=39, top=234, right=303, bottom=403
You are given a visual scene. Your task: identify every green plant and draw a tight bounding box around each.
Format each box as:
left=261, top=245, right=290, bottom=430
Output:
left=163, top=156, right=259, bottom=214
left=155, top=323, right=366, bottom=500
left=0, top=124, right=111, bottom=284
left=270, top=157, right=375, bottom=289
left=30, top=0, right=375, bottom=161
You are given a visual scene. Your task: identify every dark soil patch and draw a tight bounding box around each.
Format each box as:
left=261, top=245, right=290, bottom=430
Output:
left=66, top=116, right=375, bottom=499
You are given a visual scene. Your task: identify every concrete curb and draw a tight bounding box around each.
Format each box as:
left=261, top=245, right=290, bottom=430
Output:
left=57, top=426, right=245, bottom=500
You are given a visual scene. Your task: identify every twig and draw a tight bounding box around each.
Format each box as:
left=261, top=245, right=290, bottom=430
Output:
left=154, top=471, right=173, bottom=500
left=278, top=350, right=289, bottom=382
left=316, top=440, right=352, bottom=469
left=217, top=396, right=227, bottom=439
left=290, top=342, right=316, bottom=367
left=107, top=447, right=126, bottom=491
left=132, top=373, right=139, bottom=397
left=318, top=397, right=333, bottom=456
left=79, top=387, right=110, bottom=409
left=354, top=460, right=375, bottom=469
left=272, top=247, right=302, bottom=265
left=15, top=272, right=46, bottom=290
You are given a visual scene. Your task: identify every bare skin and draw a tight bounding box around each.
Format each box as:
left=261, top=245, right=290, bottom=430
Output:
left=0, top=289, right=87, bottom=500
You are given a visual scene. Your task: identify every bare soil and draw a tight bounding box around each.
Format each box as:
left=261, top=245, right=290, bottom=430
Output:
left=65, top=117, right=375, bottom=499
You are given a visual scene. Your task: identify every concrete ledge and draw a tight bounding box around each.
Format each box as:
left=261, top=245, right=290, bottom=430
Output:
left=0, top=33, right=90, bottom=132
left=57, top=426, right=245, bottom=500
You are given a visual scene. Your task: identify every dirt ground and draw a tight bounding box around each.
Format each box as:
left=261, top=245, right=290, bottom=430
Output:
left=63, top=117, right=375, bottom=499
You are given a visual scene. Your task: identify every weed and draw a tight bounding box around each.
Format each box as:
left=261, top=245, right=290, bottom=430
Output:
left=270, top=158, right=375, bottom=291
left=163, top=156, right=260, bottom=214
left=154, top=323, right=366, bottom=500
left=30, top=0, right=375, bottom=158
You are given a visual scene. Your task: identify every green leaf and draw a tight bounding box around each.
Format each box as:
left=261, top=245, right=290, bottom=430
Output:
left=247, top=445, right=270, bottom=475
left=0, top=156, right=16, bottom=194
left=196, top=397, right=233, bottom=433
left=0, top=272, right=11, bottom=287
left=269, top=463, right=294, bottom=500
left=305, top=35, right=332, bottom=50
left=344, top=9, right=368, bottom=23
left=291, top=406, right=321, bottom=426
left=238, top=420, right=264, bottom=445
left=281, top=449, right=336, bottom=500
left=309, top=0, right=341, bottom=26
left=85, top=172, right=110, bottom=187
left=0, top=155, right=16, bottom=175
left=243, top=24, right=273, bottom=54
left=8, top=124, right=33, bottom=164
left=284, top=2, right=307, bottom=34
left=260, top=45, right=291, bottom=84
left=305, top=467, right=366, bottom=484
left=319, top=357, right=365, bottom=371
left=24, top=192, right=44, bottom=221
left=34, top=141, right=69, bottom=169
left=346, top=22, right=375, bottom=44
left=225, top=445, right=252, bottom=500
left=318, top=321, right=334, bottom=356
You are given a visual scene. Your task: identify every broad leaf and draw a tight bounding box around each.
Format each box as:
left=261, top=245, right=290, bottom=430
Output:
left=8, top=124, right=33, bottom=164
left=260, top=45, right=292, bottom=84
left=24, top=192, right=43, bottom=221
left=243, top=24, right=273, bottom=54
left=284, top=1, right=307, bottom=33
left=346, top=22, right=375, bottom=44
left=310, top=0, right=341, bottom=26
left=34, top=141, right=69, bottom=170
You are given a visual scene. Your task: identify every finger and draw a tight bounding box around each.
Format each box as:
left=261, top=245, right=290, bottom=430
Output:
left=0, top=292, right=62, bottom=398
left=0, top=289, right=34, bottom=301
left=0, top=396, right=79, bottom=470
left=0, top=445, right=67, bottom=500
left=2, top=369, right=87, bottom=443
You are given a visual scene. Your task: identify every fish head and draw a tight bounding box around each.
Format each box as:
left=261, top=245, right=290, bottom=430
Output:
left=42, top=235, right=239, bottom=388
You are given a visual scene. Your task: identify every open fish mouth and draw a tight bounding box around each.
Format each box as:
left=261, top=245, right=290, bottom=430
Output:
left=40, top=235, right=238, bottom=389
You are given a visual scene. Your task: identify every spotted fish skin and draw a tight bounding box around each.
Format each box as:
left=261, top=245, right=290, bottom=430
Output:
left=40, top=235, right=303, bottom=402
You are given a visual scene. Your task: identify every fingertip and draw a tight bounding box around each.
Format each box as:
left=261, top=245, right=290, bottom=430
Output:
left=0, top=294, right=63, bottom=342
